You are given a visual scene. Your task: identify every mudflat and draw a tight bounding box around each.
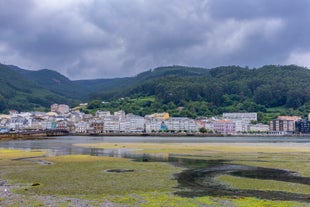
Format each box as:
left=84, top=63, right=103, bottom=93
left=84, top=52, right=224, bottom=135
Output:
left=0, top=142, right=309, bottom=206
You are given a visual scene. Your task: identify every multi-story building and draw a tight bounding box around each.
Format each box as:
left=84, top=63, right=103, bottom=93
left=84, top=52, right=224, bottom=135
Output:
left=96, top=110, right=111, bottom=118
left=145, top=117, right=202, bottom=133
left=41, top=120, right=55, bottom=130
left=51, top=104, right=70, bottom=114
left=233, top=119, right=250, bottom=133
left=75, top=121, right=89, bottom=133
left=119, top=114, right=145, bottom=132
left=165, top=117, right=199, bottom=132
left=223, top=113, right=257, bottom=122
left=103, top=115, right=120, bottom=132
left=269, top=116, right=301, bottom=133
left=249, top=123, right=269, bottom=132
left=9, top=116, right=29, bottom=130
left=295, top=119, right=310, bottom=134
left=277, top=116, right=301, bottom=122
left=145, top=118, right=162, bottom=133
left=212, top=119, right=236, bottom=135
left=127, top=114, right=145, bottom=132
left=91, top=120, right=104, bottom=133
left=119, top=119, right=130, bottom=132
left=114, top=110, right=126, bottom=120
left=55, top=120, right=67, bottom=130
left=222, top=113, right=257, bottom=133
left=0, top=115, right=11, bottom=128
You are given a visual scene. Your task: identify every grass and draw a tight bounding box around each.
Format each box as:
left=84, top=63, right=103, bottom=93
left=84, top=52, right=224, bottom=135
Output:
left=5, top=155, right=180, bottom=197
left=0, top=142, right=310, bottom=206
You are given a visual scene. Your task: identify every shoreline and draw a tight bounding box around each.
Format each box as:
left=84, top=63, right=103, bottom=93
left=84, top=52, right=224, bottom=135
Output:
left=1, top=131, right=310, bottom=141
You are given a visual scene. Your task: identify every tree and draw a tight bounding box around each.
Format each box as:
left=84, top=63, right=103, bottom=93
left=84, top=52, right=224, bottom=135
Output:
left=87, top=100, right=103, bottom=109
left=199, top=127, right=208, bottom=133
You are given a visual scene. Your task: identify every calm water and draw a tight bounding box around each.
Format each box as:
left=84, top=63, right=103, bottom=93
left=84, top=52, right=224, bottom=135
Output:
left=0, top=135, right=310, bottom=156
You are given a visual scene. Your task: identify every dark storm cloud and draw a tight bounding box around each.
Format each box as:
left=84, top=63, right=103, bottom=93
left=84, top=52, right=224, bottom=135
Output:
left=0, top=0, right=310, bottom=79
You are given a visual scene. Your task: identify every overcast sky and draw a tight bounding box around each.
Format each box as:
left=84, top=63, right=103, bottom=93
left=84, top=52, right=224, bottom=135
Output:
left=1, top=0, right=310, bottom=80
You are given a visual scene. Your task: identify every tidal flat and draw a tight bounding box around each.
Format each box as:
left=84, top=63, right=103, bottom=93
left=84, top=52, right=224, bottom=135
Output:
left=0, top=142, right=309, bottom=206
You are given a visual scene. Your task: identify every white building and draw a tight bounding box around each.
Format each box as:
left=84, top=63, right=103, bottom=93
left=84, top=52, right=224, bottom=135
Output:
left=103, top=115, right=120, bottom=132
left=165, top=117, right=199, bottom=132
left=127, top=114, right=145, bottom=132
left=145, top=117, right=199, bottom=133
left=51, top=104, right=70, bottom=114
left=249, top=123, right=269, bottom=132
left=75, top=121, right=90, bottom=133
left=114, top=110, right=126, bottom=120
left=223, top=113, right=257, bottom=122
left=222, top=113, right=257, bottom=133
left=212, top=120, right=236, bottom=135
left=96, top=110, right=111, bottom=118
left=69, top=112, right=84, bottom=123
left=9, top=116, right=28, bottom=130
left=145, top=118, right=163, bottom=133
left=41, top=121, right=54, bottom=130
left=232, top=119, right=250, bottom=133
left=120, top=114, right=145, bottom=132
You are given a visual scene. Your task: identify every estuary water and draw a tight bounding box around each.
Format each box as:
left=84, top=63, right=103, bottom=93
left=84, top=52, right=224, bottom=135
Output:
left=0, top=135, right=310, bottom=156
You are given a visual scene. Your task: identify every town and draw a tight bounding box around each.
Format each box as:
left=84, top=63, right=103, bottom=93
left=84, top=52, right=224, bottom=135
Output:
left=0, top=103, right=310, bottom=136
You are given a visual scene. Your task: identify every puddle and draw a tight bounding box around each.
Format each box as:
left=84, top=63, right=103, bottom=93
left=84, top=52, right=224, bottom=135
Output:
left=104, top=169, right=135, bottom=173
left=12, top=156, right=53, bottom=165
left=174, top=159, right=310, bottom=203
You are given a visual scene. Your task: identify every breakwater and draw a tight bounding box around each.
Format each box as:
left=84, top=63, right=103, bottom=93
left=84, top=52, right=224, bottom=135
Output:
left=0, top=130, right=69, bottom=140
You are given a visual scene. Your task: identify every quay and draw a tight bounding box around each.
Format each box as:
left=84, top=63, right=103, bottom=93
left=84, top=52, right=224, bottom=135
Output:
left=0, top=130, right=69, bottom=140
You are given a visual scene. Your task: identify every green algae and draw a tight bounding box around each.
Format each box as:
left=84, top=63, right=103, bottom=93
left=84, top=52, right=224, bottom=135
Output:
left=0, top=145, right=310, bottom=207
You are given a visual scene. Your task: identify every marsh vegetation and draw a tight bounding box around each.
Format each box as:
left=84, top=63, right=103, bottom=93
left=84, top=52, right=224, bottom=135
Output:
left=0, top=141, right=309, bottom=206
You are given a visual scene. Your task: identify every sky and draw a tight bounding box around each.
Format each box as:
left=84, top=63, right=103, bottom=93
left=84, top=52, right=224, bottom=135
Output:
left=1, top=0, right=310, bottom=80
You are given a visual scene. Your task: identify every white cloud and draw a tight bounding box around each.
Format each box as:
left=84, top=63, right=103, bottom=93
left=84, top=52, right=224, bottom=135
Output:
left=286, top=50, right=310, bottom=68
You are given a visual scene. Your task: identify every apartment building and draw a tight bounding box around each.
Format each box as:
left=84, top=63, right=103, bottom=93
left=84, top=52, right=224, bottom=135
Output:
left=213, top=119, right=236, bottom=135
left=119, top=114, right=145, bottom=132
left=51, top=104, right=70, bottom=114
left=269, top=116, right=301, bottom=133
left=223, top=113, right=257, bottom=122
left=165, top=117, right=199, bottom=132
left=103, top=115, right=120, bottom=132
left=249, top=123, right=269, bottom=132
left=295, top=119, right=310, bottom=134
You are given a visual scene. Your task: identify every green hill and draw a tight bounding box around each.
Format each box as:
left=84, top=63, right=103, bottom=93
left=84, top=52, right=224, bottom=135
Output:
left=9, top=65, right=89, bottom=99
left=85, top=65, right=310, bottom=120
left=0, top=64, right=78, bottom=112
left=1, top=64, right=310, bottom=120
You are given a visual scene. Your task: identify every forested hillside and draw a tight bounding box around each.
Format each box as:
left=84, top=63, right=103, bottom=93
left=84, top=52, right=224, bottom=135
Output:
left=0, top=64, right=78, bottom=112
left=9, top=65, right=89, bottom=99
left=1, top=63, right=310, bottom=121
left=85, top=65, right=310, bottom=120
